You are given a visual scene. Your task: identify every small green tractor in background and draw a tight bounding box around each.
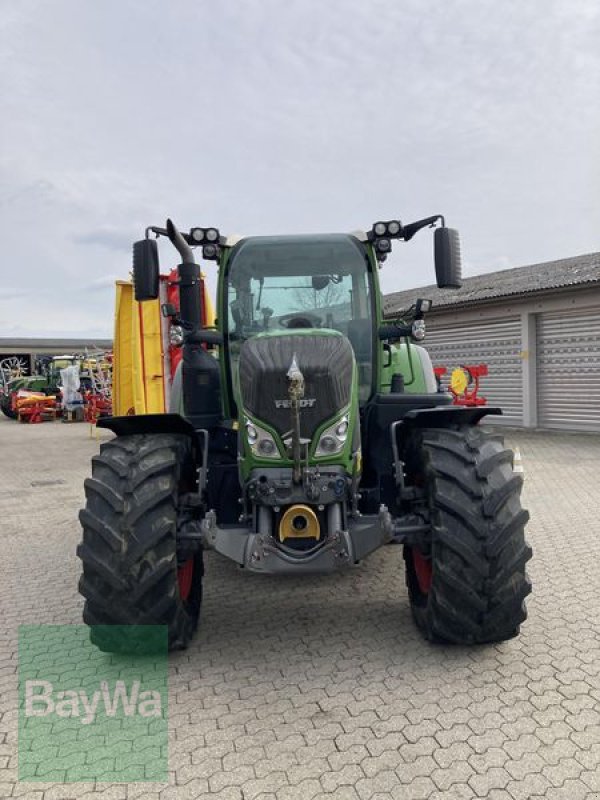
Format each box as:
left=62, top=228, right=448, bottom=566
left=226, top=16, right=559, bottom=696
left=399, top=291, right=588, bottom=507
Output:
left=0, top=356, right=62, bottom=420
left=78, top=215, right=531, bottom=652
left=0, top=355, right=90, bottom=419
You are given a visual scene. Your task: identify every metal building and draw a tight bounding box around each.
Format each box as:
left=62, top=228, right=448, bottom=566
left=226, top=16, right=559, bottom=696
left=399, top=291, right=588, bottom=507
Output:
left=0, top=338, right=112, bottom=376
left=384, top=252, right=600, bottom=432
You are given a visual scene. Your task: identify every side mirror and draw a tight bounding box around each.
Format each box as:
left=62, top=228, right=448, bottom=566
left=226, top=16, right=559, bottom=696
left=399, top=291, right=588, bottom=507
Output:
left=132, top=239, right=160, bottom=301
left=434, top=227, right=462, bottom=289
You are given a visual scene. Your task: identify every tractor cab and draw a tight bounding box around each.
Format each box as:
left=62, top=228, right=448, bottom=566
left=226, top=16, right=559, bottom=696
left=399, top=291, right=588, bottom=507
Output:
left=223, top=233, right=376, bottom=411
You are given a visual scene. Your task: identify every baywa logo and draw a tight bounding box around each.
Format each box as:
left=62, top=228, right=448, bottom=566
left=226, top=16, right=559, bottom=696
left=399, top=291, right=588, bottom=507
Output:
left=19, top=625, right=168, bottom=782
left=25, top=679, right=163, bottom=726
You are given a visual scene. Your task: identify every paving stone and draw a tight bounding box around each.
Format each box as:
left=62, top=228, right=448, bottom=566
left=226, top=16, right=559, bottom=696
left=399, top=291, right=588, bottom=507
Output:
left=506, top=773, right=553, bottom=800
left=320, top=765, right=366, bottom=792
left=542, top=756, right=584, bottom=786
left=356, top=771, right=399, bottom=799
left=392, top=776, right=436, bottom=799
left=545, top=778, right=591, bottom=800
left=468, top=747, right=509, bottom=774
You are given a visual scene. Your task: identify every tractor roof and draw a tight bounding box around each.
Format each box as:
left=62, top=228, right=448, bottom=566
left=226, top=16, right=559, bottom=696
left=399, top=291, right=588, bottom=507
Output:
left=226, top=233, right=369, bottom=278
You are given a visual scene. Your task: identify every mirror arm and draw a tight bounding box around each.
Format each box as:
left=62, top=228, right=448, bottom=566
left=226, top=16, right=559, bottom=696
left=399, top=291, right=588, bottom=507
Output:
left=402, top=214, right=445, bottom=242
left=145, top=224, right=195, bottom=248
left=146, top=225, right=168, bottom=239
left=378, top=324, right=412, bottom=341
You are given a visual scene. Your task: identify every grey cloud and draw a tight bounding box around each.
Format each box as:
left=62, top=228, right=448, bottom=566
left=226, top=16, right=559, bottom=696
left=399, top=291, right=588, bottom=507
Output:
left=73, top=228, right=135, bottom=252
left=83, top=275, right=122, bottom=291
left=0, top=288, right=34, bottom=300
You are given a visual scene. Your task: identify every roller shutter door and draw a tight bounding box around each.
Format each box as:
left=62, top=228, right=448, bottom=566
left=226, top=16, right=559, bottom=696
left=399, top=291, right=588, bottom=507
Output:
left=537, top=308, right=600, bottom=431
left=424, top=317, right=523, bottom=424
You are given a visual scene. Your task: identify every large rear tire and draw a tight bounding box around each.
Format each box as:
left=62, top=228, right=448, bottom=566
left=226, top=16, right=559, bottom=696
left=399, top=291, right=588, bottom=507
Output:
left=0, top=395, right=17, bottom=419
left=403, top=425, right=532, bottom=644
left=77, top=433, right=203, bottom=653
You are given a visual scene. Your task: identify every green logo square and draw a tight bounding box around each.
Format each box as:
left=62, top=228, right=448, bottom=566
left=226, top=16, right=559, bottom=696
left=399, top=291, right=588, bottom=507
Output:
left=18, top=625, right=168, bottom=782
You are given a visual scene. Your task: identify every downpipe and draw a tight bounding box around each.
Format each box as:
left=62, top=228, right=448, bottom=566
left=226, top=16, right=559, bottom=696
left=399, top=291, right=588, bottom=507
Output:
left=166, top=218, right=202, bottom=328
left=166, top=219, right=222, bottom=428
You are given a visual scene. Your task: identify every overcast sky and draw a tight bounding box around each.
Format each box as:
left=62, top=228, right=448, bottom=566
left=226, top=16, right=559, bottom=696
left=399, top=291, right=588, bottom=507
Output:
left=1, top=0, right=599, bottom=338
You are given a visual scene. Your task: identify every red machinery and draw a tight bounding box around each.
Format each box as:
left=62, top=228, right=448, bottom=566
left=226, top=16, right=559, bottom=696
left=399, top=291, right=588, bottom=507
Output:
left=16, top=393, right=58, bottom=423
left=83, top=393, right=112, bottom=424
left=435, top=364, right=488, bottom=407
left=165, top=267, right=209, bottom=380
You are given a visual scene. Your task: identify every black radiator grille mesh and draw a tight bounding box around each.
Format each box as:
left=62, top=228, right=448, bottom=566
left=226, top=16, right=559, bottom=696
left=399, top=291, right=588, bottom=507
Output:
left=239, top=334, right=354, bottom=439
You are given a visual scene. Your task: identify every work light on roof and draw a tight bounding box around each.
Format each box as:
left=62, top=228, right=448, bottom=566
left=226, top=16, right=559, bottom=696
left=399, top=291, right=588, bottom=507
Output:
left=190, top=226, right=220, bottom=245
left=202, top=243, right=219, bottom=260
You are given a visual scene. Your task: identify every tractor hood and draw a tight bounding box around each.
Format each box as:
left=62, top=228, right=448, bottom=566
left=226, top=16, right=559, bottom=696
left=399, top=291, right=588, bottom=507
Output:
left=238, top=330, right=354, bottom=440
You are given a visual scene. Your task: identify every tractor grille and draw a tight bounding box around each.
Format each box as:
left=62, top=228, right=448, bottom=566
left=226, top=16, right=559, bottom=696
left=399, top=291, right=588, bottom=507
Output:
left=239, top=333, right=354, bottom=439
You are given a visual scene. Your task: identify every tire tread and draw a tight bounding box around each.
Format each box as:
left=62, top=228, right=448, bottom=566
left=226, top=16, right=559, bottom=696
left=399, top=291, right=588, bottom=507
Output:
left=404, top=425, right=532, bottom=644
left=77, top=433, right=202, bottom=653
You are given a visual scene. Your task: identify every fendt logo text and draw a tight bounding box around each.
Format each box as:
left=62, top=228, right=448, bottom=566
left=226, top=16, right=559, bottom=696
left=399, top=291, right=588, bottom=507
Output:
left=275, top=398, right=317, bottom=408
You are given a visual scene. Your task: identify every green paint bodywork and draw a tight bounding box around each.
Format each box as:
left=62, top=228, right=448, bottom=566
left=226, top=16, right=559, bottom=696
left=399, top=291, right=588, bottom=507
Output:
left=379, top=342, right=431, bottom=394
left=8, top=375, right=52, bottom=394
left=235, top=329, right=360, bottom=479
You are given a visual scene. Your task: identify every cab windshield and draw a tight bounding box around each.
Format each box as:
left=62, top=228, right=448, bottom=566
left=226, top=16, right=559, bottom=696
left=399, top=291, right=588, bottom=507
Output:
left=225, top=234, right=374, bottom=401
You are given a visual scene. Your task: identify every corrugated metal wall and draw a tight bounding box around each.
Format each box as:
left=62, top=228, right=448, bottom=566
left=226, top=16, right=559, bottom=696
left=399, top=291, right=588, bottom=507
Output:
left=537, top=307, right=600, bottom=432
left=424, top=317, right=523, bottom=424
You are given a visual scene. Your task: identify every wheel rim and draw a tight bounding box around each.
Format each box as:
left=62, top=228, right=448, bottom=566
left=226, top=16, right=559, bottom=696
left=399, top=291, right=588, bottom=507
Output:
left=177, top=558, right=194, bottom=602
left=412, top=548, right=432, bottom=595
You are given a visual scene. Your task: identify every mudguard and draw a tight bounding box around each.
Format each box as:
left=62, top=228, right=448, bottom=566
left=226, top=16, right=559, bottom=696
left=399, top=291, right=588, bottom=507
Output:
left=401, top=405, right=502, bottom=428
left=97, top=413, right=197, bottom=439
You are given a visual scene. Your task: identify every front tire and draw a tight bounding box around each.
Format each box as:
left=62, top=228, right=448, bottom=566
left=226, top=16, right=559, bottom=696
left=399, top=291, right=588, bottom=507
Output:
left=77, top=433, right=203, bottom=653
left=403, top=425, right=532, bottom=644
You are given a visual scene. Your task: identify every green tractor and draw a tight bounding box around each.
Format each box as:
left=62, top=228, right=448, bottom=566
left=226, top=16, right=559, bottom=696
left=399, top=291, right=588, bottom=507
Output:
left=0, top=355, right=84, bottom=419
left=0, top=357, right=52, bottom=420
left=77, top=215, right=531, bottom=652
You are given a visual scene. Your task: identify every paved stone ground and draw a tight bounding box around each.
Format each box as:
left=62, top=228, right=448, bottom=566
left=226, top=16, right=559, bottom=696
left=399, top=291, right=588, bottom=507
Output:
left=1, top=413, right=600, bottom=799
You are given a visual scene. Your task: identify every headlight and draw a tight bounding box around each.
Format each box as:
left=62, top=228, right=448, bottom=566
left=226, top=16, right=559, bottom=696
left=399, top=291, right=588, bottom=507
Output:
left=335, top=419, right=348, bottom=437
left=257, top=438, right=277, bottom=456
left=373, top=222, right=387, bottom=236
left=315, top=414, right=349, bottom=457
left=245, top=418, right=280, bottom=459
left=246, top=423, right=258, bottom=444
left=190, top=227, right=205, bottom=242
left=205, top=228, right=219, bottom=242
left=387, top=220, right=401, bottom=236
left=203, top=243, right=218, bottom=260
left=412, top=320, right=426, bottom=341
left=318, top=435, right=338, bottom=454
left=169, top=324, right=184, bottom=346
